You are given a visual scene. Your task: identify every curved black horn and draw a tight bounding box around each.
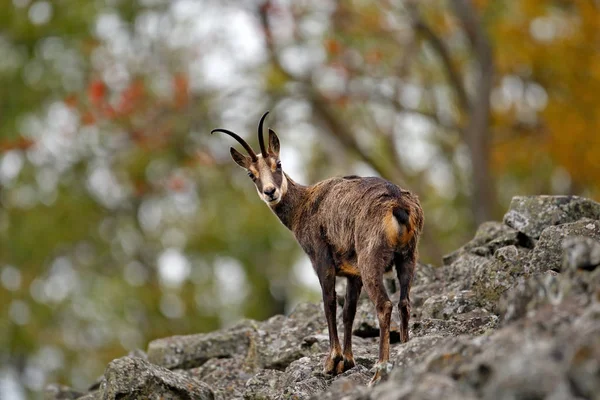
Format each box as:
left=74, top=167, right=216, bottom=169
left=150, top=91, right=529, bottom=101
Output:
left=211, top=129, right=258, bottom=161
left=257, top=111, right=269, bottom=156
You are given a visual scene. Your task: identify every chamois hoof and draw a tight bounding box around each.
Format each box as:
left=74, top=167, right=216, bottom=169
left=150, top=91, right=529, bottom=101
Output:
left=342, top=356, right=356, bottom=372
left=322, top=354, right=344, bottom=376
left=335, top=359, right=346, bottom=375
left=368, top=361, right=393, bottom=387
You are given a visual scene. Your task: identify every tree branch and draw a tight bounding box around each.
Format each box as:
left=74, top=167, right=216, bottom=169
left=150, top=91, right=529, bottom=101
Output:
left=408, top=5, right=471, bottom=113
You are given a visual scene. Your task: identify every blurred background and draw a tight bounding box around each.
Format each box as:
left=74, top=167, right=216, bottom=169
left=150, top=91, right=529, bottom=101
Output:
left=1, top=0, right=599, bottom=397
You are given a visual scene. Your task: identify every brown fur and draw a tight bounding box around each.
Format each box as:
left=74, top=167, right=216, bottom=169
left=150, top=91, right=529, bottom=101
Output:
left=215, top=116, right=424, bottom=385
left=337, top=261, right=360, bottom=278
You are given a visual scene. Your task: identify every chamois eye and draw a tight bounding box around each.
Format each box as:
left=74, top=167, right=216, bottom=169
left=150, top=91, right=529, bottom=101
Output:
left=247, top=171, right=255, bottom=180
left=276, top=161, right=282, bottom=170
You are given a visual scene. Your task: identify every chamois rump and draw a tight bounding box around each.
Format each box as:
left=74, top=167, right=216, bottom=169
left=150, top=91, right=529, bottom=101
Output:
left=212, top=112, right=423, bottom=385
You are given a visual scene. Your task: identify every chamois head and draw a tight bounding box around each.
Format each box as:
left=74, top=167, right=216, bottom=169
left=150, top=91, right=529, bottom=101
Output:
left=211, top=112, right=286, bottom=206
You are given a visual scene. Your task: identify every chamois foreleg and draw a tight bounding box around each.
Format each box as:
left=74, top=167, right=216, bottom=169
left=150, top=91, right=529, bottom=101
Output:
left=341, top=276, right=362, bottom=373
left=315, top=262, right=343, bottom=375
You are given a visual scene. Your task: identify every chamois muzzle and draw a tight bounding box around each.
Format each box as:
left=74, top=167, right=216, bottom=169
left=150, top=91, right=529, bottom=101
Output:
left=263, top=186, right=276, bottom=200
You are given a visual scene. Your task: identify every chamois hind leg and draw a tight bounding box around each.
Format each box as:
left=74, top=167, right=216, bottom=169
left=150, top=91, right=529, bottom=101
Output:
left=340, top=276, right=362, bottom=373
left=358, top=249, right=394, bottom=386
left=395, top=253, right=415, bottom=343
left=318, top=269, right=343, bottom=375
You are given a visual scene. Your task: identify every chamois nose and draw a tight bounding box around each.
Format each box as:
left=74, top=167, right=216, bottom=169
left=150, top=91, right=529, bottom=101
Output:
left=263, top=187, right=276, bottom=197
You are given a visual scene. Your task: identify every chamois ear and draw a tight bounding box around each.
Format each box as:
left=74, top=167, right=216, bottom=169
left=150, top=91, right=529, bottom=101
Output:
left=230, top=147, right=250, bottom=168
left=268, top=129, right=280, bottom=157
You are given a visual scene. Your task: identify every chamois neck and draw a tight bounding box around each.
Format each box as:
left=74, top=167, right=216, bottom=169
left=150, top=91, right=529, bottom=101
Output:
left=271, top=173, right=308, bottom=230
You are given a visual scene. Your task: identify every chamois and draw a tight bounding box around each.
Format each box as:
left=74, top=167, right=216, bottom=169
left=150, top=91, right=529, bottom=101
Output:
left=211, top=112, right=423, bottom=385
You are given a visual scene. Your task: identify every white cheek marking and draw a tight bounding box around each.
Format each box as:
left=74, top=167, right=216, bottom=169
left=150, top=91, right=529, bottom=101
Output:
left=280, top=174, right=288, bottom=196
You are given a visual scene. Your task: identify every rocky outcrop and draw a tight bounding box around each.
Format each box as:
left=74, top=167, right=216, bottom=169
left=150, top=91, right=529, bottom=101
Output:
left=503, top=195, right=600, bottom=239
left=46, top=195, right=600, bottom=400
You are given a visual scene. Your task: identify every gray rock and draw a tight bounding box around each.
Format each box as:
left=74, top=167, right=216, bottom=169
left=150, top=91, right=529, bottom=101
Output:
left=498, top=271, right=561, bottom=323
left=478, top=336, right=570, bottom=400
left=411, top=310, right=498, bottom=338
left=437, top=253, right=491, bottom=295
left=469, top=242, right=537, bottom=313
left=410, top=319, right=455, bottom=338
left=248, top=302, right=329, bottom=370
left=86, top=349, right=147, bottom=393
left=415, top=335, right=484, bottom=378
left=280, top=355, right=328, bottom=399
left=147, top=322, right=253, bottom=370
left=184, top=356, right=253, bottom=400
left=528, top=218, right=600, bottom=274
left=392, top=335, right=448, bottom=370
left=565, top=262, right=600, bottom=305
left=471, top=258, right=517, bottom=313
left=75, top=393, right=100, bottom=400
left=443, top=221, right=529, bottom=266
left=411, top=281, right=446, bottom=309
left=566, top=328, right=600, bottom=400
left=315, top=366, right=371, bottom=400
left=503, top=195, right=600, bottom=239
left=413, top=262, right=441, bottom=286
left=148, top=303, right=327, bottom=372
left=244, top=369, right=285, bottom=400
left=44, top=384, right=85, bottom=400
left=562, top=236, right=600, bottom=271
left=99, top=356, right=214, bottom=400
left=419, top=290, right=478, bottom=320
left=493, top=245, right=520, bottom=263
left=373, top=373, right=479, bottom=400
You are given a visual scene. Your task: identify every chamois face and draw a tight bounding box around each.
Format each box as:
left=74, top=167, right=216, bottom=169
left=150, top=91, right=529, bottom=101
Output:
left=230, top=130, right=287, bottom=206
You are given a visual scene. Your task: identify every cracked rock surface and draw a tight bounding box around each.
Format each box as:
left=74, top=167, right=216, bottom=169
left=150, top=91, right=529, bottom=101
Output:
left=46, top=196, right=600, bottom=400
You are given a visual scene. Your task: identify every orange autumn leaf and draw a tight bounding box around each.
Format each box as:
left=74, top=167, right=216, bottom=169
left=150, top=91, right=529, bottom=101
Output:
left=64, top=95, right=78, bottom=108
left=0, top=137, right=35, bottom=152
left=324, top=38, right=342, bottom=55
left=87, top=80, right=106, bottom=107
left=173, top=74, right=189, bottom=108
left=81, top=111, right=96, bottom=126
left=117, top=80, right=145, bottom=115
left=167, top=176, right=186, bottom=192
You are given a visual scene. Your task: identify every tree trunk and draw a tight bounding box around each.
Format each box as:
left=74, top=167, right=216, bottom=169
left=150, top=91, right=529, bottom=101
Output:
left=452, top=0, right=496, bottom=225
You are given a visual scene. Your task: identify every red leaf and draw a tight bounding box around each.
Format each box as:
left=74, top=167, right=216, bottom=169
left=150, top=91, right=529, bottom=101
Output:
left=117, top=80, right=145, bottom=116
left=102, top=104, right=116, bottom=119
left=0, top=137, right=35, bottom=152
left=173, top=74, right=189, bottom=108
left=81, top=111, right=96, bottom=126
left=167, top=176, right=186, bottom=192
left=325, top=39, right=342, bottom=55
left=64, top=95, right=78, bottom=108
left=88, top=80, right=106, bottom=107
